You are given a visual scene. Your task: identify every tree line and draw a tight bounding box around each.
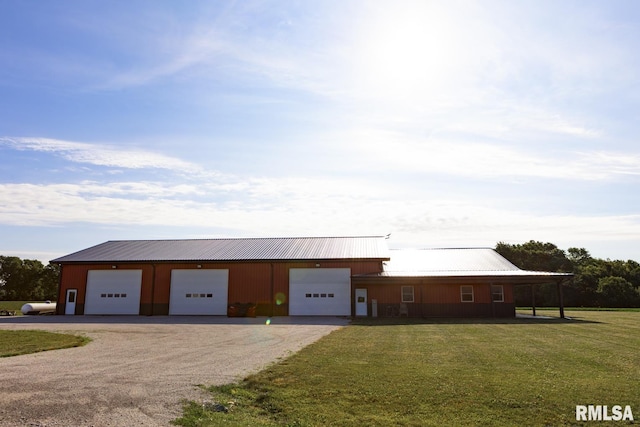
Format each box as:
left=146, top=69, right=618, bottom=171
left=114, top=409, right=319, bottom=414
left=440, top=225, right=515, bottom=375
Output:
left=496, top=241, right=640, bottom=308
left=0, top=256, right=59, bottom=301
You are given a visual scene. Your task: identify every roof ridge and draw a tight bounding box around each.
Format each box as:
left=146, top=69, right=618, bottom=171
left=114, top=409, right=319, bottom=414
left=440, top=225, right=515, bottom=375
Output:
left=389, top=247, right=495, bottom=250
left=105, top=235, right=386, bottom=243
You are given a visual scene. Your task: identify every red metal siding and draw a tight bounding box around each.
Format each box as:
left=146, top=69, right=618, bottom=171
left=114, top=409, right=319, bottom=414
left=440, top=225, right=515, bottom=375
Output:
left=504, top=283, right=513, bottom=303
left=150, top=262, right=274, bottom=314
left=356, top=281, right=514, bottom=305
left=270, top=260, right=382, bottom=315
left=58, top=265, right=88, bottom=308
left=352, top=280, right=516, bottom=318
left=228, top=263, right=272, bottom=305
left=152, top=264, right=172, bottom=304
left=57, top=264, right=153, bottom=314
left=57, top=259, right=384, bottom=316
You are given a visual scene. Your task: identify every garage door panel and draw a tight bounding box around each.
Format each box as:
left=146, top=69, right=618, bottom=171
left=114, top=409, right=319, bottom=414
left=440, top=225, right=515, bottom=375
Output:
left=289, top=268, right=351, bottom=316
left=169, top=269, right=228, bottom=315
left=85, top=270, right=142, bottom=315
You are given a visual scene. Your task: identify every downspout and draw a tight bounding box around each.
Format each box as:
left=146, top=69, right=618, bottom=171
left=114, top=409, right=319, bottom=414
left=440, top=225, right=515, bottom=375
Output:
left=56, top=264, right=63, bottom=315
left=270, top=263, right=275, bottom=317
left=420, top=279, right=424, bottom=318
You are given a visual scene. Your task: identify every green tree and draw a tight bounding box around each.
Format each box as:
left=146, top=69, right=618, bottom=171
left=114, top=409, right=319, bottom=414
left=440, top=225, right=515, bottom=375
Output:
left=597, top=276, right=640, bottom=307
left=496, top=241, right=573, bottom=307
left=0, top=256, right=25, bottom=300
left=496, top=241, right=640, bottom=308
left=0, top=256, right=59, bottom=301
left=568, top=261, right=603, bottom=306
left=567, top=247, right=592, bottom=265
left=495, top=241, right=572, bottom=272
left=40, top=263, right=60, bottom=300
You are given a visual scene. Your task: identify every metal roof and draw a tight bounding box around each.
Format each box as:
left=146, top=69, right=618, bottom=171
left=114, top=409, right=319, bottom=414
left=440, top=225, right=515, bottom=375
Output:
left=367, top=248, right=573, bottom=279
left=52, top=236, right=390, bottom=263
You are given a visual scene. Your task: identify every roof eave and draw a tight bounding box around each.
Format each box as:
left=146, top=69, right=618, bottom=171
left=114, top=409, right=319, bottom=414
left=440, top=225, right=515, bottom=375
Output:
left=54, top=256, right=391, bottom=265
left=353, top=272, right=573, bottom=284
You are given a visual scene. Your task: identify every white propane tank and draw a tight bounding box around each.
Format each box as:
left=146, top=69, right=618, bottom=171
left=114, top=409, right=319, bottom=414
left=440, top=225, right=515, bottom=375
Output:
left=21, top=301, right=57, bottom=315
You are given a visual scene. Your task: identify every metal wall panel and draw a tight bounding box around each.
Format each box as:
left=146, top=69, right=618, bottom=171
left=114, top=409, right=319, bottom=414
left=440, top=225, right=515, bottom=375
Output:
left=57, top=259, right=384, bottom=316
left=361, top=282, right=514, bottom=304
left=57, top=264, right=152, bottom=315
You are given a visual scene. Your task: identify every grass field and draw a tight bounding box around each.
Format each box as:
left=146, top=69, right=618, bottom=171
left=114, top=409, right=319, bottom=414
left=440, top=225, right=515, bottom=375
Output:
left=0, top=301, right=29, bottom=315
left=0, top=330, right=90, bottom=357
left=517, top=306, right=640, bottom=312
left=174, top=311, right=640, bottom=426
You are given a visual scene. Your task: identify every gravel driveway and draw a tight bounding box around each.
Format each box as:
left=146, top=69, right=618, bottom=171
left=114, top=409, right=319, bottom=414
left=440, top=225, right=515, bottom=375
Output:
left=0, top=316, right=348, bottom=427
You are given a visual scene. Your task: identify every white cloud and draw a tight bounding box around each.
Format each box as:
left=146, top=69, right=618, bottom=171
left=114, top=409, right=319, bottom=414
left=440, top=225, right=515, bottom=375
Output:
left=2, top=178, right=640, bottom=249
left=383, top=201, right=640, bottom=262
left=335, top=128, right=640, bottom=181
left=3, top=178, right=640, bottom=266
left=573, top=151, right=640, bottom=178
left=0, top=137, right=198, bottom=171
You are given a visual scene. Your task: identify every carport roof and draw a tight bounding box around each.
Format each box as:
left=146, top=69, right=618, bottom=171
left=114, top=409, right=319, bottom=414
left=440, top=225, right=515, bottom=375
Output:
left=357, top=248, right=573, bottom=280
left=52, top=236, right=391, bottom=263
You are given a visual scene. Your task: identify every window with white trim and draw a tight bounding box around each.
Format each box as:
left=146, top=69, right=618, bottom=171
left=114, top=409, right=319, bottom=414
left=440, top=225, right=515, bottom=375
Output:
left=491, top=285, right=504, bottom=302
left=401, top=286, right=414, bottom=303
left=460, top=285, right=474, bottom=302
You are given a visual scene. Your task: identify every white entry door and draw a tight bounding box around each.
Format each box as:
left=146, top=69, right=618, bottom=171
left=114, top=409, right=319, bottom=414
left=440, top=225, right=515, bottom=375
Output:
left=355, top=288, right=367, bottom=316
left=169, top=269, right=229, bottom=315
left=289, top=268, right=351, bottom=316
left=65, top=289, right=77, bottom=315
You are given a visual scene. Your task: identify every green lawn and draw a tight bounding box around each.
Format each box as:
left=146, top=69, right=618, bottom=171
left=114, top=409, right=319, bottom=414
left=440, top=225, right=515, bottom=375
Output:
left=0, top=330, right=90, bottom=357
left=174, top=311, right=640, bottom=426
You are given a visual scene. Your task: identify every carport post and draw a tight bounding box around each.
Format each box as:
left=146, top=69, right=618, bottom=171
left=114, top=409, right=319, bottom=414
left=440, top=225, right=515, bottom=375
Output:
left=556, top=280, right=565, bottom=319
left=531, top=284, right=536, bottom=317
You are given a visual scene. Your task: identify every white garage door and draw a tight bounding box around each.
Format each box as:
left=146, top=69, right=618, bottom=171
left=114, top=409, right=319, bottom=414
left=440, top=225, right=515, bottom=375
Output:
left=85, top=270, right=142, bottom=315
left=169, top=269, right=229, bottom=315
left=289, top=268, right=351, bottom=316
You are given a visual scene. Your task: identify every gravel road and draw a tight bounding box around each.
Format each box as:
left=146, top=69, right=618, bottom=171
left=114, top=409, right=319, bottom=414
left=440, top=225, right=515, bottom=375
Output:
left=0, top=316, right=348, bottom=427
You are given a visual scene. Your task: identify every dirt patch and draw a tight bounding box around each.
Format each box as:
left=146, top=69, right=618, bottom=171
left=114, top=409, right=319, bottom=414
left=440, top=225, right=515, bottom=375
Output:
left=0, top=316, right=347, bottom=426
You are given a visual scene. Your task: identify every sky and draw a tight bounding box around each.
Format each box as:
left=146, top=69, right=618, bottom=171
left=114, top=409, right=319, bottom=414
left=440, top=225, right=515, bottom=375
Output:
left=1, top=0, right=640, bottom=264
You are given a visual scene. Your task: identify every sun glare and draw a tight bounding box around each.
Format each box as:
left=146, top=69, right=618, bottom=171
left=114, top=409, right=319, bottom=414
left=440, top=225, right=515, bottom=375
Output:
left=352, top=2, right=462, bottom=100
